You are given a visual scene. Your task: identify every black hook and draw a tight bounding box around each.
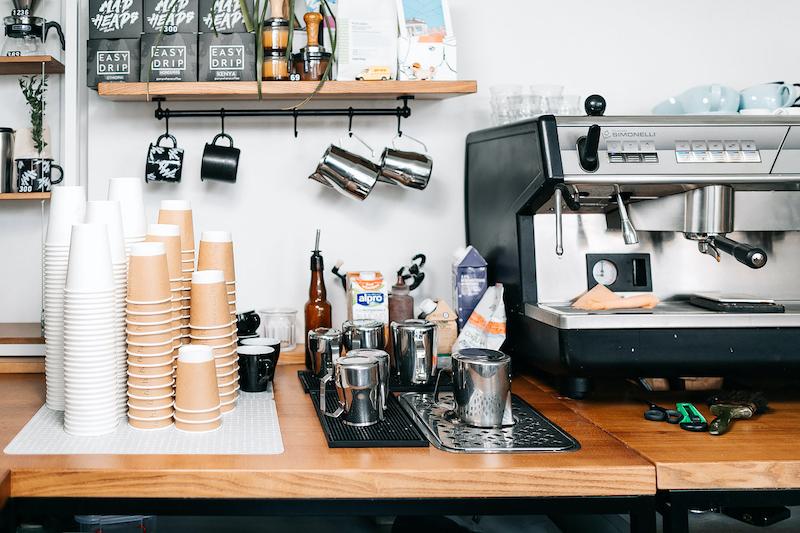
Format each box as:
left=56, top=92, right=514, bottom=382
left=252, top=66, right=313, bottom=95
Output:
left=220, top=108, right=225, bottom=135
left=396, top=112, right=403, bottom=137
left=348, top=107, right=354, bottom=137
left=164, top=112, right=170, bottom=136
left=293, top=109, right=299, bottom=138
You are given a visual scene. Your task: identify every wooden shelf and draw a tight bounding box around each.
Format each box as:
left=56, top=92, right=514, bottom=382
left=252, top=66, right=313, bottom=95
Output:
left=97, top=80, right=478, bottom=101
left=0, top=192, right=50, bottom=201
left=0, top=56, right=64, bottom=75
left=0, top=323, right=43, bottom=345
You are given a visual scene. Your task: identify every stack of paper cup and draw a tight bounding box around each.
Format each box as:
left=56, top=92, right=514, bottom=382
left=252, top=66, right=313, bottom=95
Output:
left=43, top=186, right=86, bottom=411
left=84, top=200, right=129, bottom=418
left=157, top=200, right=195, bottom=340
left=189, top=270, right=240, bottom=413
left=174, top=345, right=222, bottom=432
left=197, top=231, right=236, bottom=318
left=145, top=224, right=185, bottom=353
left=107, top=178, right=147, bottom=254
left=63, top=224, right=120, bottom=436
left=126, top=242, right=175, bottom=430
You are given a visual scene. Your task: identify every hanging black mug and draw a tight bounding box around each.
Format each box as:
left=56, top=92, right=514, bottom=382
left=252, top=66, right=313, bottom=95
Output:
left=145, top=133, right=184, bottom=183
left=15, top=158, right=63, bottom=193
left=201, top=133, right=240, bottom=183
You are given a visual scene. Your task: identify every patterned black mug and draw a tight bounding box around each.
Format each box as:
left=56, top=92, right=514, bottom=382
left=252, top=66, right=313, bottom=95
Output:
left=15, top=158, right=64, bottom=193
left=145, top=134, right=184, bottom=183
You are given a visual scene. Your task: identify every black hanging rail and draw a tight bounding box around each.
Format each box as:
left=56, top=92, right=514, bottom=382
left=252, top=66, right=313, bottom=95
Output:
left=153, top=96, right=414, bottom=137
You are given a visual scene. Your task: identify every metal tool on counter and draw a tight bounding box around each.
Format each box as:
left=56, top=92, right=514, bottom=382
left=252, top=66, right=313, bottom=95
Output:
left=706, top=391, right=768, bottom=436
left=642, top=401, right=681, bottom=424
left=307, top=327, right=342, bottom=379
left=434, top=348, right=514, bottom=428
left=320, top=354, right=384, bottom=427
left=390, top=319, right=438, bottom=386
left=342, top=319, right=385, bottom=352
left=465, top=94, right=800, bottom=398
left=676, top=402, right=708, bottom=432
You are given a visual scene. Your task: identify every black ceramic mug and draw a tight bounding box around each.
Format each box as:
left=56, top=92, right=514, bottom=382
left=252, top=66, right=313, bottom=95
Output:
left=236, top=310, right=261, bottom=337
left=201, top=133, right=240, bottom=183
left=15, top=158, right=64, bottom=193
left=238, top=345, right=278, bottom=392
left=145, top=133, right=184, bottom=183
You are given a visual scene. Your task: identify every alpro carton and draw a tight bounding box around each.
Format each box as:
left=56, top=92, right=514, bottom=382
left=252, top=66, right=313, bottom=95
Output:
left=346, top=271, right=389, bottom=324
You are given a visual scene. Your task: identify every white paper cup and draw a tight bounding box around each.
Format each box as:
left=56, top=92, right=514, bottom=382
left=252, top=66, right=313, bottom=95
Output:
left=46, top=186, right=87, bottom=246
left=85, top=200, right=127, bottom=265
left=65, top=224, right=115, bottom=292
left=108, top=178, right=147, bottom=239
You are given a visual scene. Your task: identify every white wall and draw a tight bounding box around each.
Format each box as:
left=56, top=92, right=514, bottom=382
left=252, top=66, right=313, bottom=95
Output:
left=6, top=0, right=800, bottom=326
left=0, top=1, right=63, bottom=323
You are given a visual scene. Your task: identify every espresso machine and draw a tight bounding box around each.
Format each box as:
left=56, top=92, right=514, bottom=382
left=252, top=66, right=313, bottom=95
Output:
left=465, top=96, right=800, bottom=397
left=3, top=0, right=65, bottom=57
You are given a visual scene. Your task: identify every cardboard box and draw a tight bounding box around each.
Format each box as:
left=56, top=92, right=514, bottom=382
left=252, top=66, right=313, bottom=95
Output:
left=346, top=271, right=389, bottom=325
left=199, top=0, right=254, bottom=33
left=89, top=0, right=144, bottom=39
left=140, top=33, right=198, bottom=82
left=144, top=0, right=199, bottom=33
left=426, top=299, right=458, bottom=359
left=87, top=38, right=141, bottom=88
left=452, top=246, right=488, bottom=329
left=198, top=32, right=255, bottom=81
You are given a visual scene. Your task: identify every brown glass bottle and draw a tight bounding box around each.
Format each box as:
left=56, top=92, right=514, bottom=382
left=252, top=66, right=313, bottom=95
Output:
left=304, top=244, right=331, bottom=370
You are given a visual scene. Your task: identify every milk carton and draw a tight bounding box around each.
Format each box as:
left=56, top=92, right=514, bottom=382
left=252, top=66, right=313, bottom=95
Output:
left=452, top=246, right=488, bottom=329
left=346, top=271, right=389, bottom=324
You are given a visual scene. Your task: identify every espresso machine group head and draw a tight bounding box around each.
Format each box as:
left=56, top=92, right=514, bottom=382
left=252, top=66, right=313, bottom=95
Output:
left=465, top=96, right=800, bottom=397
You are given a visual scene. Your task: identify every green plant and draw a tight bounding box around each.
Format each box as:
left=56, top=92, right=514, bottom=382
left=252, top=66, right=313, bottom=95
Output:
left=18, top=75, right=48, bottom=155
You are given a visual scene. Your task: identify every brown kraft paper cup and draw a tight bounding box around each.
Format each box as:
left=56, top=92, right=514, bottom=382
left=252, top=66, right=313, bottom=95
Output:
left=126, top=320, right=173, bottom=334
left=127, top=382, right=174, bottom=397
left=127, top=394, right=174, bottom=409
left=189, top=322, right=236, bottom=338
left=173, top=407, right=220, bottom=422
left=175, top=359, right=221, bottom=411
left=127, top=403, right=174, bottom=419
left=189, top=281, right=229, bottom=327
left=126, top=361, right=174, bottom=376
left=127, top=330, right=175, bottom=345
left=217, top=381, right=239, bottom=395
left=127, top=352, right=174, bottom=365
left=126, top=301, right=172, bottom=314
left=126, top=341, right=174, bottom=355
left=197, top=241, right=236, bottom=282
left=146, top=234, right=183, bottom=281
left=128, top=414, right=174, bottom=430
left=175, top=416, right=221, bottom=432
left=127, top=372, right=174, bottom=387
left=158, top=209, right=195, bottom=252
left=128, top=254, right=171, bottom=303
left=190, top=334, right=236, bottom=348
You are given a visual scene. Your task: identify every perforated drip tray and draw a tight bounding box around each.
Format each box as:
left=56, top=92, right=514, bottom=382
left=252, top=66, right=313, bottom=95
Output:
left=399, top=392, right=580, bottom=454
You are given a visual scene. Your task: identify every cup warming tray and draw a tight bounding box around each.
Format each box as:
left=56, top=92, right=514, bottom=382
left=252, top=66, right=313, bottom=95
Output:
left=399, top=392, right=580, bottom=453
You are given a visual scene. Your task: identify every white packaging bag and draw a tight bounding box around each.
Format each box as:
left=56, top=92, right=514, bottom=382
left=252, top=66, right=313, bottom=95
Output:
left=452, top=284, right=507, bottom=353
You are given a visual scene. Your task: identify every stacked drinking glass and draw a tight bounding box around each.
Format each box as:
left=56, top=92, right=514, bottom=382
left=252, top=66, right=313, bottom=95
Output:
left=189, top=270, right=240, bottom=414
left=63, top=223, right=120, bottom=436
left=43, top=186, right=86, bottom=411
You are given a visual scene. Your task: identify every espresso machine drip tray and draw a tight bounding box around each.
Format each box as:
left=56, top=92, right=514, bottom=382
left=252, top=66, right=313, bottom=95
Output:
left=399, top=393, right=580, bottom=453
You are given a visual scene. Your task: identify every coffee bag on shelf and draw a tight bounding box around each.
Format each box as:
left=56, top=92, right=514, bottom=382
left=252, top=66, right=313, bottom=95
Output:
left=87, top=38, right=141, bottom=88
left=144, top=0, right=200, bottom=34
left=89, top=0, right=144, bottom=39
left=140, top=33, right=199, bottom=82
left=198, top=32, right=256, bottom=82
left=199, top=0, right=254, bottom=33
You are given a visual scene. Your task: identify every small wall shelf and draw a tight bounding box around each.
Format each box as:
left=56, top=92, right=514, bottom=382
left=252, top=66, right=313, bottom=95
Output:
left=0, top=56, right=64, bottom=75
left=97, top=80, right=478, bottom=101
left=0, top=192, right=51, bottom=200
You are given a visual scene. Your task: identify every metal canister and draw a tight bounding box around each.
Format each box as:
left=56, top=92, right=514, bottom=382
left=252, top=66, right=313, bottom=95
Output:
left=390, top=319, right=437, bottom=385
left=307, top=327, right=342, bottom=379
left=0, top=128, right=15, bottom=193
left=451, top=348, right=513, bottom=428
left=347, top=348, right=389, bottom=409
left=342, top=319, right=385, bottom=352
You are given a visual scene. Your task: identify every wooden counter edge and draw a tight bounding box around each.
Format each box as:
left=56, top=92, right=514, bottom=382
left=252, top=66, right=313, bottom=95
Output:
left=9, top=465, right=654, bottom=499
left=0, top=470, right=9, bottom=511
left=656, top=460, right=800, bottom=491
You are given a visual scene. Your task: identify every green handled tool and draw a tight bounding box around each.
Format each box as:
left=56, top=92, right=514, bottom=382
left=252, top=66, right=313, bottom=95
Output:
left=676, top=403, right=708, bottom=432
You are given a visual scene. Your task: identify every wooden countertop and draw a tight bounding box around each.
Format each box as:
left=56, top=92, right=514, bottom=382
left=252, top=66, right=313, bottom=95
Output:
left=0, top=366, right=655, bottom=501
left=524, top=375, right=800, bottom=491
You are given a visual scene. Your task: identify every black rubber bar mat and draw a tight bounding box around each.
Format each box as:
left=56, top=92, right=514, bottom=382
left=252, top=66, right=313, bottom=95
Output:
left=308, top=390, right=429, bottom=448
left=298, top=370, right=452, bottom=395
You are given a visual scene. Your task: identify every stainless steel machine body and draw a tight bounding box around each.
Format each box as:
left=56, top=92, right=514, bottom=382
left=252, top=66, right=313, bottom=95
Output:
left=465, top=107, right=800, bottom=397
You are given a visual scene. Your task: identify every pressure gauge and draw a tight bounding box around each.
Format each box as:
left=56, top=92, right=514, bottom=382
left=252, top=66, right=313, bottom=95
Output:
left=592, top=259, right=618, bottom=286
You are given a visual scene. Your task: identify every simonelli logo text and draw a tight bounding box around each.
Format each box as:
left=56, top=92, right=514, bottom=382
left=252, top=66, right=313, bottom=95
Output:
left=603, top=129, right=656, bottom=138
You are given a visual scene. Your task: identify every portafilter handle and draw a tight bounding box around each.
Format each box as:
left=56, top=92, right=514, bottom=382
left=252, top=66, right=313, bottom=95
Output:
left=712, top=235, right=768, bottom=269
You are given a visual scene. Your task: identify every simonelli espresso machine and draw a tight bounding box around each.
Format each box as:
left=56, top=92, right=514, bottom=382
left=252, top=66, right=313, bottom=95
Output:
left=465, top=95, right=800, bottom=397
left=3, top=0, right=65, bottom=57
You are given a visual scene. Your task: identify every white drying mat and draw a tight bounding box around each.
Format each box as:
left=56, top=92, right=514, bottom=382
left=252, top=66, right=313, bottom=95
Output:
left=4, top=390, right=283, bottom=455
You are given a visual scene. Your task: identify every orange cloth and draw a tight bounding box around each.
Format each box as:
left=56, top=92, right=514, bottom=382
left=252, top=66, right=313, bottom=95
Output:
left=572, top=284, right=659, bottom=311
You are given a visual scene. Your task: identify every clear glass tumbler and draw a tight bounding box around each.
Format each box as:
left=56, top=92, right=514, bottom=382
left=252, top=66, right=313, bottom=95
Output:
left=258, top=308, right=297, bottom=350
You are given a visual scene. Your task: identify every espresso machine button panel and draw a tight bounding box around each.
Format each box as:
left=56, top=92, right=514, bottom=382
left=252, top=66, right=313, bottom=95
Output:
left=675, top=139, right=761, bottom=163
left=606, top=140, right=659, bottom=164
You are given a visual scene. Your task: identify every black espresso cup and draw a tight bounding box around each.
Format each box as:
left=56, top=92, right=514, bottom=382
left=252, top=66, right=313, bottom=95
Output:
left=238, top=345, right=278, bottom=392
left=15, top=158, right=63, bottom=192
left=145, top=133, right=184, bottom=183
left=201, top=133, right=240, bottom=183
left=236, top=310, right=261, bottom=337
